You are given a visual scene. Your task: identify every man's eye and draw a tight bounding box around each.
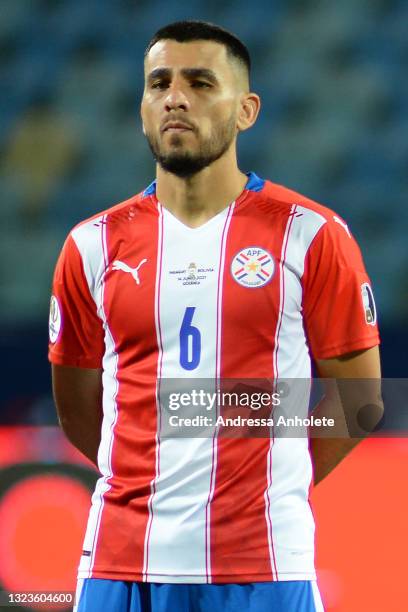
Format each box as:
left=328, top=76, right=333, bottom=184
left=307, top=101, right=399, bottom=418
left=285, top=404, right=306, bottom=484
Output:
left=191, top=81, right=211, bottom=88
left=151, top=82, right=168, bottom=89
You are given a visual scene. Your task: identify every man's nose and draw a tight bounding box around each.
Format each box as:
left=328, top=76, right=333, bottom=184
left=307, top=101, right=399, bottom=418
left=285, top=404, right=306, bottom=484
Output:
left=164, top=81, right=190, bottom=111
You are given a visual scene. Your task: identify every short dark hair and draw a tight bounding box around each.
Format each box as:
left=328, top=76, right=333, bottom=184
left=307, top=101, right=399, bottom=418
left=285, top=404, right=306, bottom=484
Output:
left=144, top=20, right=251, bottom=80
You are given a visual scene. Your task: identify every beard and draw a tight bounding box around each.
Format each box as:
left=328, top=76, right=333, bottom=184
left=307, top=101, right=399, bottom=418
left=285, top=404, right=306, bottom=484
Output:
left=145, top=115, right=236, bottom=178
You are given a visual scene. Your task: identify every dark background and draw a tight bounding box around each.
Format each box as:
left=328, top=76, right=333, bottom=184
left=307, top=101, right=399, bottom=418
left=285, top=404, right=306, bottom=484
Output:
left=0, top=0, right=407, bottom=425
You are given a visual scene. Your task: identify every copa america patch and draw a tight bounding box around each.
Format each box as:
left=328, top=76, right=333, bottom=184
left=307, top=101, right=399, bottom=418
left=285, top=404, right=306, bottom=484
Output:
left=361, top=283, right=377, bottom=326
left=231, top=247, right=275, bottom=288
left=49, top=295, right=62, bottom=343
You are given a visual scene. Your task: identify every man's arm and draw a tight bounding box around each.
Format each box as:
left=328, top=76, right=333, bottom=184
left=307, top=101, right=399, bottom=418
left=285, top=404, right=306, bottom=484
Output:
left=310, top=345, right=383, bottom=485
left=52, top=364, right=103, bottom=468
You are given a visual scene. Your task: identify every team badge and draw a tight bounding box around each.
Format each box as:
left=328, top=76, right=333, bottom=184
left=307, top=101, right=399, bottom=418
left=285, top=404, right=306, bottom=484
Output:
left=231, top=247, right=275, bottom=288
left=361, top=283, right=377, bottom=325
left=49, top=295, right=62, bottom=343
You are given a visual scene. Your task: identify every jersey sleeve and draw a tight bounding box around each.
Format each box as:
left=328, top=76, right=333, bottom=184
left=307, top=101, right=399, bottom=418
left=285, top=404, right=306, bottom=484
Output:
left=302, top=215, right=380, bottom=360
left=48, top=233, right=105, bottom=368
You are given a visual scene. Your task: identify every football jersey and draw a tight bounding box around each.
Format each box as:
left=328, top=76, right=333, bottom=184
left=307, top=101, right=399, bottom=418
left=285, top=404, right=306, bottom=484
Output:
left=48, top=172, right=379, bottom=583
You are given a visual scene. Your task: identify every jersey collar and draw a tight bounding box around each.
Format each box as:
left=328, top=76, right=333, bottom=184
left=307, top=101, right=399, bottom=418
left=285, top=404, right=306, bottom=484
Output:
left=142, top=171, right=265, bottom=198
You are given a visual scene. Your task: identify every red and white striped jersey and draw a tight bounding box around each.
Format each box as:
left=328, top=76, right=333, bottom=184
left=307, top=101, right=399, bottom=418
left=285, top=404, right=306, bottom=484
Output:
left=48, top=172, right=379, bottom=583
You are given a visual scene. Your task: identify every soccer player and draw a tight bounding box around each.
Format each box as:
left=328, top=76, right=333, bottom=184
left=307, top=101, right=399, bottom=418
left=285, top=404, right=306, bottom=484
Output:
left=49, top=20, right=381, bottom=612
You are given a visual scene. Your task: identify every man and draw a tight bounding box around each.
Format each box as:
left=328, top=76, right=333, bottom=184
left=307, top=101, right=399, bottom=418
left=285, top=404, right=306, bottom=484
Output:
left=49, top=20, right=381, bottom=612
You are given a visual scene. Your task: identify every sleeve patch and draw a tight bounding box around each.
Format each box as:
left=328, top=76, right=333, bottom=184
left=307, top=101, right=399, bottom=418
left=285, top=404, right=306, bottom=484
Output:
left=49, top=295, right=62, bottom=343
left=361, top=283, right=377, bottom=326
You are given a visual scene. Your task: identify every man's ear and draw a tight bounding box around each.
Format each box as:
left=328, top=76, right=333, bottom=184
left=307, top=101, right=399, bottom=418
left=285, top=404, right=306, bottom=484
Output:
left=236, top=92, right=261, bottom=132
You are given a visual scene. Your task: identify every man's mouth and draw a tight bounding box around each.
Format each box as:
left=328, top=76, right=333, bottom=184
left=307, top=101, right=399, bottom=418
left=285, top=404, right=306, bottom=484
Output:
left=162, top=121, right=194, bottom=133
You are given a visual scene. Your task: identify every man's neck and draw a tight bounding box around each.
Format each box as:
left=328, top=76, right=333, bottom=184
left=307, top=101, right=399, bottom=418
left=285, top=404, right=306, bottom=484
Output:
left=155, top=154, right=248, bottom=228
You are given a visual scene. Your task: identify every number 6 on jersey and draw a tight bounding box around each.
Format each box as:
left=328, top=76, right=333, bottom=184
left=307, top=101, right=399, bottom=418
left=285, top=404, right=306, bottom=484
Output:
left=179, top=307, right=201, bottom=370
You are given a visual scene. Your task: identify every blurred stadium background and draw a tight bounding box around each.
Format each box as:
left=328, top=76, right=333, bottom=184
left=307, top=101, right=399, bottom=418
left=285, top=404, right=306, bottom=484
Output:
left=0, top=1, right=407, bottom=611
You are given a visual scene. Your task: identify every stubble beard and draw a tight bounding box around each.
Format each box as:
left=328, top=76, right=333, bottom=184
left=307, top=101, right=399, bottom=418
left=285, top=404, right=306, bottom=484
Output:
left=145, top=115, right=237, bottom=178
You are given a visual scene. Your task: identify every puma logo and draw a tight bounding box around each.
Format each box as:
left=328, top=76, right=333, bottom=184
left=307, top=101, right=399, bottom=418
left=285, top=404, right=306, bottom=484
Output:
left=333, top=215, right=351, bottom=238
left=112, top=259, right=147, bottom=285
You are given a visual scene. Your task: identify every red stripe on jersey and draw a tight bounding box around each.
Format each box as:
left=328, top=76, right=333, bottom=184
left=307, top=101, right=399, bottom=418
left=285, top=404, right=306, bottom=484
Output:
left=91, top=198, right=160, bottom=579
left=209, top=192, right=291, bottom=582
left=206, top=203, right=235, bottom=580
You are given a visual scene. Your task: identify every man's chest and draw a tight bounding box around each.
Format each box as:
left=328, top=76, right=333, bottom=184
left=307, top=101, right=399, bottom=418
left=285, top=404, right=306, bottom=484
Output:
left=99, top=207, right=303, bottom=372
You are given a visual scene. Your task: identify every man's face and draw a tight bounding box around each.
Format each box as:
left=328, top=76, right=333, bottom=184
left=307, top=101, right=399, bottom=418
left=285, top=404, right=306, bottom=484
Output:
left=141, top=39, right=245, bottom=178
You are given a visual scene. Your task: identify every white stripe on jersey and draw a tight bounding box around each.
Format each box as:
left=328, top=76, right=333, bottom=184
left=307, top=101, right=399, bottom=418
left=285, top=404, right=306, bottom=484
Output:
left=266, top=204, right=297, bottom=580
left=266, top=205, right=326, bottom=579
left=72, top=216, right=120, bottom=578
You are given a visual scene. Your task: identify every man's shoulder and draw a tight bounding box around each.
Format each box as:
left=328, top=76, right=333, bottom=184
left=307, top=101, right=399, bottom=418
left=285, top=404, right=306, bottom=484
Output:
left=72, top=189, right=150, bottom=234
left=260, top=179, right=337, bottom=222
left=60, top=188, right=153, bottom=265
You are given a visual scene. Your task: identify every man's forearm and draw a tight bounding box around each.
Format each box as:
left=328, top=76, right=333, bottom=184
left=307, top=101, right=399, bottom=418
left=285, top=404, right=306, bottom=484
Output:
left=309, top=378, right=383, bottom=485
left=52, top=365, right=103, bottom=469
left=59, top=417, right=102, bottom=467
left=58, top=413, right=102, bottom=467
